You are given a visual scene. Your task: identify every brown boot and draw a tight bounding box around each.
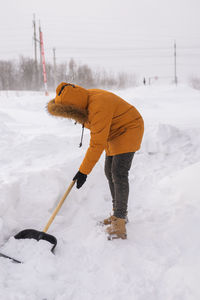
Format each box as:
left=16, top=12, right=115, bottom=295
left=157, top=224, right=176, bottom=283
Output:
left=106, top=217, right=127, bottom=239
left=103, top=215, right=116, bottom=225
left=102, top=215, right=128, bottom=226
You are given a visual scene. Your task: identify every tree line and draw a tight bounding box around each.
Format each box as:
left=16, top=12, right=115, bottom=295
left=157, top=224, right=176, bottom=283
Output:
left=0, top=57, right=137, bottom=91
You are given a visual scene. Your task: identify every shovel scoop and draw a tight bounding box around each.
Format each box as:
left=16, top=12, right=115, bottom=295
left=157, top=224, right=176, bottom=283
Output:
left=14, top=229, right=57, bottom=252
left=0, top=181, right=75, bottom=263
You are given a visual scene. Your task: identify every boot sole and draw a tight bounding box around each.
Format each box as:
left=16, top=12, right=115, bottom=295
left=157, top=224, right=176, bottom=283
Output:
left=107, top=233, right=127, bottom=240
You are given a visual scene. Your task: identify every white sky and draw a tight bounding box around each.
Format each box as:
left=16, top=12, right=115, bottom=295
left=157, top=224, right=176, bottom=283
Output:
left=0, top=0, right=200, bottom=82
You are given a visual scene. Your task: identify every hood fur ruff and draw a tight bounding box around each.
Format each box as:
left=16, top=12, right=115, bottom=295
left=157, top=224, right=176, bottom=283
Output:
left=47, top=99, right=88, bottom=124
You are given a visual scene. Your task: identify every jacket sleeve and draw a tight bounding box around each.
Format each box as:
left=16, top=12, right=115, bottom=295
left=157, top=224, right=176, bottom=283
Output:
left=79, top=108, right=113, bottom=174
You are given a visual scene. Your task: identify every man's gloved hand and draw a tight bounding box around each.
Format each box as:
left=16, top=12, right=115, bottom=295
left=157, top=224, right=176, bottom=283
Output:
left=73, top=171, right=87, bottom=189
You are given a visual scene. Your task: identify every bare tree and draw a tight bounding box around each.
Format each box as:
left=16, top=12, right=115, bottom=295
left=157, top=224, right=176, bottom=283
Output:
left=18, top=56, right=35, bottom=90
left=0, top=60, right=16, bottom=90
left=76, top=64, right=94, bottom=87
left=67, top=58, right=77, bottom=82
left=56, top=63, right=67, bottom=84
left=189, top=77, right=200, bottom=90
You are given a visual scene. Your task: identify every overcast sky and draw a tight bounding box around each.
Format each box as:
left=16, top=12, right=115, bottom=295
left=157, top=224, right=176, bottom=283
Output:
left=0, top=0, right=200, bottom=82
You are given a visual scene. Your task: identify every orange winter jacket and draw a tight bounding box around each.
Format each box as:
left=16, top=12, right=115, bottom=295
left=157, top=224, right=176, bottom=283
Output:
left=47, top=82, right=144, bottom=175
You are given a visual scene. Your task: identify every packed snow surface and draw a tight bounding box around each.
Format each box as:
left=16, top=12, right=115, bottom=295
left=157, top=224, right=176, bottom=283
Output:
left=0, top=85, right=200, bottom=300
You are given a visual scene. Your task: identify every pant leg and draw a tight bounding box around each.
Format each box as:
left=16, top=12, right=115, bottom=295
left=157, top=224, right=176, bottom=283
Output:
left=104, top=155, right=116, bottom=210
left=112, top=152, right=135, bottom=219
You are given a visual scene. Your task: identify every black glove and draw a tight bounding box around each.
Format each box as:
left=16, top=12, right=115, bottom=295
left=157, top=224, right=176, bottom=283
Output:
left=73, top=171, right=87, bottom=189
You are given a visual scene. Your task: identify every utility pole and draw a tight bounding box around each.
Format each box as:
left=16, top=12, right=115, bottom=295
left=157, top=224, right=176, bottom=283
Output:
left=33, top=14, right=37, bottom=66
left=38, top=21, right=43, bottom=89
left=33, top=14, right=38, bottom=88
left=39, top=22, right=42, bottom=68
left=53, top=48, right=57, bottom=89
left=39, top=24, right=49, bottom=96
left=174, top=40, right=178, bottom=85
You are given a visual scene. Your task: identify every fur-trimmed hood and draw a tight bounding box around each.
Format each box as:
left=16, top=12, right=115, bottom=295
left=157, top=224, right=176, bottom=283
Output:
left=47, top=82, right=89, bottom=124
left=47, top=99, right=88, bottom=124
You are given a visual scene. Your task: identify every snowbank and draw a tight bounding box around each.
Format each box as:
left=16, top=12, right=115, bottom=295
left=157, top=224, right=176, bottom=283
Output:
left=0, top=85, right=200, bottom=299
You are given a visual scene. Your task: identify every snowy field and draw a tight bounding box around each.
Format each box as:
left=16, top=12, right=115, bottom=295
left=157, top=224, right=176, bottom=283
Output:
left=0, top=84, right=200, bottom=300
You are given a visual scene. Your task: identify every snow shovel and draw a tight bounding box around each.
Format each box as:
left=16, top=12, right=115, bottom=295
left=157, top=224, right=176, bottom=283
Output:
left=0, top=180, right=75, bottom=263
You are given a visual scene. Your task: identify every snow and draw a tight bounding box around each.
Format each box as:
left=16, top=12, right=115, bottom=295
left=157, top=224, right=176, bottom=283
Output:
left=0, top=85, right=200, bottom=299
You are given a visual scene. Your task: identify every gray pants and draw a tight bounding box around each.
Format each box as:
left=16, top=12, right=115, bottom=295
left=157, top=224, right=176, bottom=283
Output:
left=104, top=152, right=135, bottom=219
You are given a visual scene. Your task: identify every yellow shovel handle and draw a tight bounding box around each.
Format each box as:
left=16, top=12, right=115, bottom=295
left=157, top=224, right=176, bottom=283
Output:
left=43, top=181, right=75, bottom=233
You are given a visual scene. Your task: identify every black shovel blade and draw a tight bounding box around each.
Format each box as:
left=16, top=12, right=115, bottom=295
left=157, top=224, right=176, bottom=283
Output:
left=14, top=229, right=57, bottom=252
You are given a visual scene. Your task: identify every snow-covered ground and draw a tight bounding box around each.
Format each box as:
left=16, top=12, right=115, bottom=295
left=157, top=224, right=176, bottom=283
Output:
left=0, top=85, right=200, bottom=300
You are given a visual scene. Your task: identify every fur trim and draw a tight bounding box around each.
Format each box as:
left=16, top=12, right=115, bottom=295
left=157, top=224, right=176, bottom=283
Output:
left=47, top=99, right=88, bottom=124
